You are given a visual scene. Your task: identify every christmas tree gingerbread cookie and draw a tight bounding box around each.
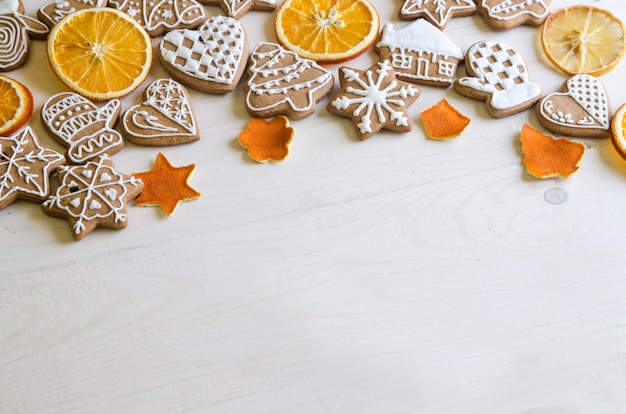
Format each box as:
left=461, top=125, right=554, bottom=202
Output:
left=245, top=42, right=334, bottom=120
left=399, top=0, right=476, bottom=29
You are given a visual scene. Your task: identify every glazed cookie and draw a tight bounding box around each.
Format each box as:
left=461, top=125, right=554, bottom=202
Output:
left=108, top=0, right=208, bottom=37
left=121, top=79, right=199, bottom=146
left=453, top=40, right=541, bottom=118
left=399, top=0, right=476, bottom=29
left=477, top=0, right=551, bottom=31
left=37, top=0, right=107, bottom=29
left=375, top=20, right=463, bottom=88
left=245, top=42, right=334, bottom=120
left=42, top=155, right=143, bottom=240
left=41, top=92, right=124, bottom=164
left=537, top=74, right=610, bottom=138
left=199, top=0, right=275, bottom=20
left=0, top=0, right=49, bottom=71
left=0, top=127, right=65, bottom=210
left=159, top=15, right=248, bottom=94
left=327, top=60, right=420, bottom=140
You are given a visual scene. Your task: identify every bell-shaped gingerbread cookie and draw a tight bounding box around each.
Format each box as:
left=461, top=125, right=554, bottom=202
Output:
left=454, top=40, right=542, bottom=118
left=0, top=0, right=49, bottom=71
left=41, top=92, right=124, bottom=164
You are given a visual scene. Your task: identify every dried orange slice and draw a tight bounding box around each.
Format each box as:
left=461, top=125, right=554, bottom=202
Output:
left=47, top=7, right=152, bottom=101
left=541, top=5, right=626, bottom=76
left=520, top=124, right=585, bottom=179
left=238, top=117, right=294, bottom=163
left=0, top=75, right=33, bottom=137
left=274, top=0, right=380, bottom=64
left=610, top=103, right=626, bottom=161
left=421, top=99, right=470, bottom=140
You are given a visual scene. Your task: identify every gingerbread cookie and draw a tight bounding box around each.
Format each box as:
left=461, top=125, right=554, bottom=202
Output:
left=108, top=0, right=208, bottom=37
left=133, top=152, right=201, bottom=215
left=159, top=15, right=248, bottom=94
left=477, top=0, right=551, bottom=31
left=41, top=92, right=124, bottom=164
left=399, top=0, right=476, bottom=29
left=245, top=42, right=334, bottom=120
left=537, top=74, right=610, bottom=139
left=0, top=0, right=49, bottom=71
left=121, top=79, right=199, bottom=146
left=327, top=60, right=421, bottom=140
left=42, top=155, right=143, bottom=240
left=375, top=20, right=463, bottom=88
left=0, top=127, right=65, bottom=210
left=199, top=0, right=275, bottom=19
left=37, top=0, right=107, bottom=29
left=453, top=40, right=541, bottom=118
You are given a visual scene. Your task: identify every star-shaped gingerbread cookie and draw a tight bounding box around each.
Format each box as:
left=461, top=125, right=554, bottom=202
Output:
left=399, top=0, right=476, bottom=29
left=199, top=0, right=276, bottom=20
left=133, top=152, right=201, bottom=215
left=327, top=60, right=421, bottom=140
left=42, top=155, right=143, bottom=240
left=0, top=127, right=65, bottom=210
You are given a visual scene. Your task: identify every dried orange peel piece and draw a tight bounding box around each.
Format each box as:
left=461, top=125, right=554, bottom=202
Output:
left=47, top=7, right=152, bottom=101
left=133, top=152, right=201, bottom=216
left=0, top=75, right=33, bottom=137
left=238, top=117, right=295, bottom=163
left=421, top=99, right=470, bottom=140
left=541, top=5, right=626, bottom=76
left=274, top=0, right=380, bottom=64
left=610, top=103, right=626, bottom=161
left=520, top=124, right=585, bottom=178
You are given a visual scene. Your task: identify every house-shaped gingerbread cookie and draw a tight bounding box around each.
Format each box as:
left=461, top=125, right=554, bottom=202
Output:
left=375, top=19, right=464, bottom=88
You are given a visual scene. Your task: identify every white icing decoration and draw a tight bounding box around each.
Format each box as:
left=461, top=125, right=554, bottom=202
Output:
left=246, top=42, right=333, bottom=114
left=482, top=0, right=549, bottom=21
left=0, top=127, right=64, bottom=202
left=108, top=0, right=206, bottom=32
left=41, top=93, right=123, bottom=164
left=159, top=16, right=245, bottom=84
left=104, top=188, right=117, bottom=200
left=457, top=40, right=541, bottom=110
left=122, top=79, right=197, bottom=140
left=331, top=60, right=419, bottom=135
left=376, top=20, right=462, bottom=86
left=539, top=74, right=609, bottom=130
left=400, top=0, right=476, bottom=28
left=42, top=155, right=141, bottom=237
left=100, top=173, right=112, bottom=183
left=213, top=0, right=276, bottom=17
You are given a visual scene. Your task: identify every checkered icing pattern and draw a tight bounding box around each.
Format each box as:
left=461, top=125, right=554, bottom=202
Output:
left=160, top=17, right=244, bottom=84
left=468, top=41, right=528, bottom=91
left=568, top=74, right=608, bottom=125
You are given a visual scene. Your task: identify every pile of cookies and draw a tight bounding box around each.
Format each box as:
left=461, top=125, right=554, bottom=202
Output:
left=1, top=0, right=625, bottom=239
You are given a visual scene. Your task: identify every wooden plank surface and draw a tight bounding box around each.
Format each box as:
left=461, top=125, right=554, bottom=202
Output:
left=3, top=0, right=626, bottom=412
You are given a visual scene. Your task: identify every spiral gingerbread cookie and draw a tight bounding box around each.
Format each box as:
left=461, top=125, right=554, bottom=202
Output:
left=0, top=0, right=49, bottom=71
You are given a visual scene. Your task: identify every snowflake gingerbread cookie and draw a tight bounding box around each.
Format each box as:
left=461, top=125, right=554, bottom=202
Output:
left=327, top=60, right=421, bottom=140
left=108, top=0, right=208, bottom=37
left=245, top=42, right=334, bottom=120
left=42, top=155, right=143, bottom=240
left=0, top=0, right=49, bottom=71
left=0, top=127, right=65, bottom=210
left=399, top=0, right=477, bottom=29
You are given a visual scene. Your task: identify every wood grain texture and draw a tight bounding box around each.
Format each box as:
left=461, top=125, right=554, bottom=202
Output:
left=3, top=0, right=626, bottom=413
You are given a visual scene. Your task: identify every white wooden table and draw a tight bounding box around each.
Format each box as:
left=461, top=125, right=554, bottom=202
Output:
left=3, top=1, right=626, bottom=412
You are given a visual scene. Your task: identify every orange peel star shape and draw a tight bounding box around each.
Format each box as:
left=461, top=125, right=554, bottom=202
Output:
left=134, top=152, right=201, bottom=215
left=520, top=124, right=585, bottom=179
left=238, top=116, right=294, bottom=162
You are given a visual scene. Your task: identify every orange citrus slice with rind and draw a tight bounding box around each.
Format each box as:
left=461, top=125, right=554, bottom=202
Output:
left=0, top=75, right=33, bottom=137
left=274, top=0, right=380, bottom=64
left=610, top=103, right=626, bottom=161
left=421, top=99, right=471, bottom=139
left=541, top=5, right=626, bottom=76
left=47, top=7, right=152, bottom=101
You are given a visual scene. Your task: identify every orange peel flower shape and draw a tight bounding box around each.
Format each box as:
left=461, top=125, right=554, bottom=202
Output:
left=238, top=116, right=294, bottom=163
left=520, top=124, right=585, bottom=178
left=134, top=152, right=201, bottom=215
left=420, top=99, right=471, bottom=139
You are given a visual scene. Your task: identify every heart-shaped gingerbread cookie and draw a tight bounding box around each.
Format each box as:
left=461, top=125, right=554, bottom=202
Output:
left=158, top=15, right=248, bottom=93
left=121, top=79, right=199, bottom=146
left=537, top=74, right=610, bottom=138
